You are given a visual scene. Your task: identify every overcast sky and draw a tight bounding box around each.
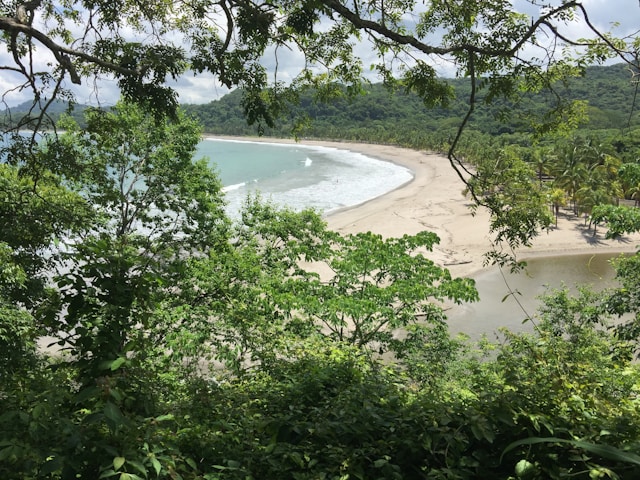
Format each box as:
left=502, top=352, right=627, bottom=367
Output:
left=1, top=0, right=639, bottom=107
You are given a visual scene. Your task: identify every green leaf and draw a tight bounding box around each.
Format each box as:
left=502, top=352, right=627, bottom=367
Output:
left=74, top=386, right=100, bottom=404
left=114, top=456, right=126, bottom=471
left=154, top=414, right=174, bottom=422
left=501, top=437, right=640, bottom=466
left=0, top=445, right=16, bottom=462
left=373, top=458, right=388, bottom=468
left=151, top=457, right=162, bottom=476
left=104, top=402, right=126, bottom=431
left=110, top=356, right=127, bottom=371
left=99, top=469, right=120, bottom=479
left=127, top=459, right=148, bottom=477
left=39, top=455, right=64, bottom=475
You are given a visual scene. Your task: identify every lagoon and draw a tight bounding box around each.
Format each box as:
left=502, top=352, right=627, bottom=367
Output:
left=447, top=252, right=626, bottom=340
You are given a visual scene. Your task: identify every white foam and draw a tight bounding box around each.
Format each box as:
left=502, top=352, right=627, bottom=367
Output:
left=222, top=182, right=246, bottom=192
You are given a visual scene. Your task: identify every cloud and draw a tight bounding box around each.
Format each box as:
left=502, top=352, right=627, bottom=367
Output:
left=169, top=74, right=231, bottom=104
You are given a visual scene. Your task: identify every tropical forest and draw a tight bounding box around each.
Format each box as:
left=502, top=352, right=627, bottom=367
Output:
left=2, top=1, right=640, bottom=479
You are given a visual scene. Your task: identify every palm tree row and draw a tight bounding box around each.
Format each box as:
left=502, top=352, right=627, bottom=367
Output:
left=530, top=137, right=640, bottom=230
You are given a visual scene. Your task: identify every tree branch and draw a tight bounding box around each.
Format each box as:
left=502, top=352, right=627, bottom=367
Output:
left=318, top=0, right=587, bottom=58
left=0, top=16, right=141, bottom=79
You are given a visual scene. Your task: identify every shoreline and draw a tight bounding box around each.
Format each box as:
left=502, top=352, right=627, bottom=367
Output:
left=206, top=135, right=640, bottom=278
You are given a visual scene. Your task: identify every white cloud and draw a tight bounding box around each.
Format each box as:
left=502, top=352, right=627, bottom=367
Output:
left=169, top=73, right=231, bottom=104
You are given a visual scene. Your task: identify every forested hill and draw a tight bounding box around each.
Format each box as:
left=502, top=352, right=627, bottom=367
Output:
left=183, top=63, right=640, bottom=144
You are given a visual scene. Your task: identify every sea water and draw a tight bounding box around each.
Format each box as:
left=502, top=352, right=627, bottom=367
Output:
left=196, top=138, right=413, bottom=217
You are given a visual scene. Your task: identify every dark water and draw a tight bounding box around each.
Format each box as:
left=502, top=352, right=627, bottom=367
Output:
left=446, top=252, right=629, bottom=340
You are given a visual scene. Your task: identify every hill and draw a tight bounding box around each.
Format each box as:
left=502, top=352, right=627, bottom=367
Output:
left=0, top=99, right=87, bottom=128
left=182, top=63, right=640, bottom=146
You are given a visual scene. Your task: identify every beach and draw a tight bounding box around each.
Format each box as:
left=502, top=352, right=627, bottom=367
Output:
left=229, top=137, right=640, bottom=278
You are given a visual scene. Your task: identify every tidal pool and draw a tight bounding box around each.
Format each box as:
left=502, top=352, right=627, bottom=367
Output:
left=446, top=252, right=630, bottom=341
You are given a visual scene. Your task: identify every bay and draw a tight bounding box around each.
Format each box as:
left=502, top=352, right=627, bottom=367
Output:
left=196, top=139, right=630, bottom=340
left=196, top=138, right=413, bottom=217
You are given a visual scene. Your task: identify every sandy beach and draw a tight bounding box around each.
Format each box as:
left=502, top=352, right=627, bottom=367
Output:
left=230, top=137, right=640, bottom=278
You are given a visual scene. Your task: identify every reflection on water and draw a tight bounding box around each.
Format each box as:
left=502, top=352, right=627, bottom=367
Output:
left=446, top=253, right=629, bottom=340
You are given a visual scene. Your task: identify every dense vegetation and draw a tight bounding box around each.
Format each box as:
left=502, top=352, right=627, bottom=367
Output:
left=3, top=1, right=640, bottom=479
left=2, top=99, right=640, bottom=480
left=183, top=63, right=640, bottom=152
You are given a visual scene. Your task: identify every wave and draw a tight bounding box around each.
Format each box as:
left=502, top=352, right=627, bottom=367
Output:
left=303, top=157, right=313, bottom=167
left=222, top=182, right=246, bottom=192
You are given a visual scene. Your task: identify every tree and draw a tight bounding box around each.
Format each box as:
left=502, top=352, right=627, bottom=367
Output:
left=283, top=229, right=478, bottom=358
left=629, top=180, right=640, bottom=207
left=619, top=163, right=640, bottom=206
left=591, top=204, right=640, bottom=239
left=179, top=197, right=478, bottom=372
left=606, top=253, right=640, bottom=347
left=0, top=102, right=231, bottom=478
left=41, top=102, right=229, bottom=381
left=547, top=187, right=566, bottom=227
left=531, top=147, right=553, bottom=187
left=0, top=151, right=92, bottom=307
left=551, top=141, right=590, bottom=216
left=466, top=145, right=553, bottom=266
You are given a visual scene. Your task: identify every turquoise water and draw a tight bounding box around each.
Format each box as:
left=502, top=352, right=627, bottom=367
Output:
left=196, top=138, right=413, bottom=217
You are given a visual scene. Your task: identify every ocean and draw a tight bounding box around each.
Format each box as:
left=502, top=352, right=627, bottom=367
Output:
left=196, top=138, right=413, bottom=218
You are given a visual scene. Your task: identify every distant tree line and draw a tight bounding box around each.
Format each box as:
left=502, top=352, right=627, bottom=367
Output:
left=183, top=63, right=640, bottom=158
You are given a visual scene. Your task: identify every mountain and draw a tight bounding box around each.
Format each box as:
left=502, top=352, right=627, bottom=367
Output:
left=1, top=99, right=87, bottom=127
left=181, top=63, right=640, bottom=141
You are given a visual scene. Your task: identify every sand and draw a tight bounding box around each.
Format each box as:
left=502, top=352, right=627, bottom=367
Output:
left=224, top=137, right=640, bottom=279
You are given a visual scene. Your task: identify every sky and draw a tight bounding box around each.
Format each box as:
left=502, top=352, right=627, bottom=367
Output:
left=1, top=0, right=639, bottom=107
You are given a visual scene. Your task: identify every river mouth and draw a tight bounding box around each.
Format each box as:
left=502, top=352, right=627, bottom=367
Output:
left=446, top=252, right=630, bottom=341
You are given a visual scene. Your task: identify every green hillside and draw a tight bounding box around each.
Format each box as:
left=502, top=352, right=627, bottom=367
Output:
left=183, top=63, right=640, bottom=145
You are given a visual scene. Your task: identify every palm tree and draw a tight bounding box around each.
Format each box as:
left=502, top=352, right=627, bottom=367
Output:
left=531, top=148, right=553, bottom=187
left=551, top=143, right=588, bottom=216
left=619, top=163, right=640, bottom=206
left=590, top=153, right=623, bottom=205
left=551, top=139, right=622, bottom=216
left=547, top=188, right=567, bottom=227
left=576, top=182, right=611, bottom=231
left=628, top=181, right=640, bottom=207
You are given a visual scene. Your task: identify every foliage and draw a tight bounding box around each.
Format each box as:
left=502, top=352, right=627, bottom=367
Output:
left=2, top=0, right=640, bottom=474
left=591, top=204, right=640, bottom=239
left=2, top=106, right=640, bottom=479
left=0, top=156, right=91, bottom=306
left=486, top=285, right=640, bottom=479
left=0, top=102, right=230, bottom=478
left=2, top=0, right=639, bottom=249
left=281, top=229, right=478, bottom=356
left=467, top=145, right=553, bottom=257
left=168, top=289, right=640, bottom=480
left=184, top=64, right=640, bottom=141
left=177, top=197, right=478, bottom=372
left=0, top=241, right=38, bottom=378
left=37, top=102, right=229, bottom=381
left=605, top=252, right=640, bottom=347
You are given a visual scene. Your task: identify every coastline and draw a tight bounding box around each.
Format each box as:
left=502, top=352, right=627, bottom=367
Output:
left=207, top=135, right=640, bottom=278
